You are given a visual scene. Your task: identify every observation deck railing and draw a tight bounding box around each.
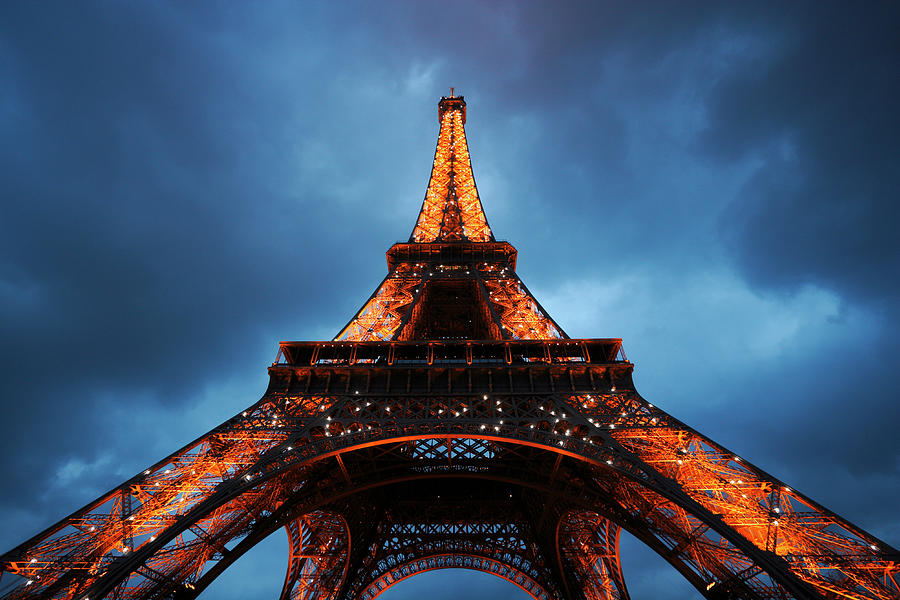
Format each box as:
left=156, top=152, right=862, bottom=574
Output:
left=274, top=339, right=627, bottom=369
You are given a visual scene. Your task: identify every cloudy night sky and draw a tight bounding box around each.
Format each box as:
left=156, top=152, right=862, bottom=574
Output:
left=1, top=2, right=898, bottom=598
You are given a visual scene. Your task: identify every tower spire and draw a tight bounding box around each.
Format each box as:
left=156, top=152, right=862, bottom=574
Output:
left=2, top=95, right=895, bottom=600
left=410, top=94, right=494, bottom=243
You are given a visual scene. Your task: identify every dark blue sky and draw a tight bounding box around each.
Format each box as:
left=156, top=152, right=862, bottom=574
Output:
left=1, top=2, right=898, bottom=599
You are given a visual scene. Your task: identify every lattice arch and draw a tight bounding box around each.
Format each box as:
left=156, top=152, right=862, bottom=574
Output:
left=7, top=410, right=892, bottom=600
left=357, top=556, right=551, bottom=600
left=2, top=94, right=897, bottom=600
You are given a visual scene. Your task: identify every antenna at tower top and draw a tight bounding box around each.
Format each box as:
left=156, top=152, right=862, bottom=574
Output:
left=437, top=92, right=466, bottom=124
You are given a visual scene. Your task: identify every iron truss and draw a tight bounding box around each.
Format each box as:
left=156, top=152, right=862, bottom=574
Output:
left=2, top=341, right=897, bottom=599
left=2, top=95, right=898, bottom=600
left=410, top=94, right=492, bottom=243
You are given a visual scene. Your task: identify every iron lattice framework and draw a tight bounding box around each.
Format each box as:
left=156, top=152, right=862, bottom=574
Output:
left=1, top=95, right=897, bottom=600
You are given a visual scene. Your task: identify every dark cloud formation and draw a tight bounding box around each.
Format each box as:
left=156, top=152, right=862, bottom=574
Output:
left=707, top=5, right=900, bottom=304
left=0, top=2, right=897, bottom=599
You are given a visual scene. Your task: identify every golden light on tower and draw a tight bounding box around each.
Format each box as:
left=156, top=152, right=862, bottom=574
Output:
left=0, top=94, right=897, bottom=600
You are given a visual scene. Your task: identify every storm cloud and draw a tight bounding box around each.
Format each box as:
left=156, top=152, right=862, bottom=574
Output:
left=1, top=2, right=897, bottom=598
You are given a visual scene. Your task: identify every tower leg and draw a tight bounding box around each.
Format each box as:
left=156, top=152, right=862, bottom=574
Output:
left=556, top=511, right=629, bottom=600
left=280, top=511, right=350, bottom=600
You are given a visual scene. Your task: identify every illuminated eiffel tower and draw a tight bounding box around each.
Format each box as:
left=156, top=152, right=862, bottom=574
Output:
left=1, top=94, right=898, bottom=600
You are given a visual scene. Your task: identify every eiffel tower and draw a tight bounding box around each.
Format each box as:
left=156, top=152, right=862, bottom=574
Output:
left=1, top=94, right=897, bottom=600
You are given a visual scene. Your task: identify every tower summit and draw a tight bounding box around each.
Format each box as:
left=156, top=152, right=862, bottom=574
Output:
left=410, top=93, right=492, bottom=243
left=336, top=93, right=564, bottom=343
left=1, top=96, right=897, bottom=600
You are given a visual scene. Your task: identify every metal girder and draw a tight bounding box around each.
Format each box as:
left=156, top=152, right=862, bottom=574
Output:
left=2, top=95, right=897, bottom=600
left=3, top=351, right=896, bottom=600
left=280, top=511, right=349, bottom=600
left=339, top=493, right=562, bottom=600
left=557, top=511, right=629, bottom=600
left=410, top=95, right=493, bottom=243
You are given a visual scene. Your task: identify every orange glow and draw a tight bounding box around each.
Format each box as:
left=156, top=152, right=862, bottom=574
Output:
left=482, top=274, right=564, bottom=340
left=557, top=512, right=626, bottom=600
left=335, top=274, right=421, bottom=341
left=606, top=419, right=898, bottom=599
left=3, top=95, right=896, bottom=600
left=283, top=511, right=349, bottom=600
left=1, top=414, right=292, bottom=595
left=410, top=106, right=492, bottom=243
